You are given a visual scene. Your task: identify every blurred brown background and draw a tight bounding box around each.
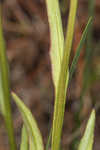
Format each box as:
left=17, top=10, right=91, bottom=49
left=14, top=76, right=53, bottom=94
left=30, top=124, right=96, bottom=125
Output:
left=0, top=0, right=100, bottom=150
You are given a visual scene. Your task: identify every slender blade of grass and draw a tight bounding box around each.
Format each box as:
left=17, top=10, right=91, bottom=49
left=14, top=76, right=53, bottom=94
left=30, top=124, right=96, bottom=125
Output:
left=46, top=129, right=52, bottom=150
left=20, top=125, right=28, bottom=150
left=12, top=92, right=44, bottom=150
left=81, top=0, right=95, bottom=97
left=0, top=7, right=17, bottom=150
left=78, top=110, right=95, bottom=150
left=69, top=17, right=92, bottom=81
left=0, top=71, right=4, bottom=113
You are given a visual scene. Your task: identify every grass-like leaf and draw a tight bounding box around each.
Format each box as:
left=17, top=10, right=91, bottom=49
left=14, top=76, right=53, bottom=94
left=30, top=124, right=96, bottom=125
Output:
left=46, top=0, right=64, bottom=94
left=46, top=129, right=52, bottom=150
left=20, top=125, right=28, bottom=150
left=78, top=110, right=95, bottom=150
left=81, top=0, right=95, bottom=97
left=12, top=92, right=44, bottom=150
left=0, top=8, right=17, bottom=150
left=69, top=17, right=92, bottom=81
left=46, top=0, right=78, bottom=150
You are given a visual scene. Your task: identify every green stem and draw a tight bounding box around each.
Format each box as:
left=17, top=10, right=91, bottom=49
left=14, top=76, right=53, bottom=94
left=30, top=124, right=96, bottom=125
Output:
left=0, top=7, right=17, bottom=150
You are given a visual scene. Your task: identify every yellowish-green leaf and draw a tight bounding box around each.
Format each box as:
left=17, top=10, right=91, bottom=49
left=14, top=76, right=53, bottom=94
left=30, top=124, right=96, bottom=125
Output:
left=78, top=110, right=95, bottom=150
left=46, top=0, right=64, bottom=93
left=20, top=125, right=28, bottom=150
left=12, top=92, right=44, bottom=150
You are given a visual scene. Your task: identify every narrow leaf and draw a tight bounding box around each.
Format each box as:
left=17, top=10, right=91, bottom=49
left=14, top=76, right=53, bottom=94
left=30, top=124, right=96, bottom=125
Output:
left=81, top=0, right=95, bottom=97
left=0, top=71, right=4, bottom=114
left=0, top=8, right=17, bottom=150
left=46, top=129, right=52, bottom=150
left=12, top=92, right=44, bottom=150
left=46, top=0, right=64, bottom=94
left=69, top=17, right=92, bottom=81
left=20, top=125, right=28, bottom=150
left=78, top=110, right=95, bottom=150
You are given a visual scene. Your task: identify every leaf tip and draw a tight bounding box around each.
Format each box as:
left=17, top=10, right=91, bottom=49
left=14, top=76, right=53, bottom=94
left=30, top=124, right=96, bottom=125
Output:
left=91, top=109, right=95, bottom=120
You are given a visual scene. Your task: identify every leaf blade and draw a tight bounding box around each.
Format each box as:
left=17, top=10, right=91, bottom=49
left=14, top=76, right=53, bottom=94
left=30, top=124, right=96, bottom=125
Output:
left=78, top=110, right=95, bottom=150
left=12, top=92, right=44, bottom=150
left=69, top=17, right=92, bottom=81
left=46, top=0, right=64, bottom=93
left=20, top=125, right=28, bottom=150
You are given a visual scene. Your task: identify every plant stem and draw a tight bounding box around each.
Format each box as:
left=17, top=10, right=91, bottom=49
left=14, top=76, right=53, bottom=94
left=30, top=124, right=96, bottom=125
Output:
left=0, top=7, right=17, bottom=150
